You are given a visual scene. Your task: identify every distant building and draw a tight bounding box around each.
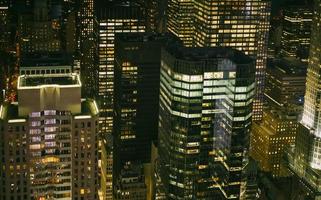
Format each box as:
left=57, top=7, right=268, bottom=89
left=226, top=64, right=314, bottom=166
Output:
left=0, top=73, right=99, bottom=200
left=265, top=58, right=307, bottom=107
left=158, top=45, right=256, bottom=199
left=251, top=108, right=299, bottom=177
left=18, top=0, right=62, bottom=55
left=280, top=5, right=313, bottom=63
left=76, top=0, right=98, bottom=99
left=0, top=1, right=10, bottom=51
left=114, top=163, right=147, bottom=200
left=95, top=0, right=146, bottom=135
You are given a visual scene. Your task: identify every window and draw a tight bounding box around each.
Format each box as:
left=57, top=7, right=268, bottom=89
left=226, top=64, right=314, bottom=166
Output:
left=44, top=110, right=56, bottom=116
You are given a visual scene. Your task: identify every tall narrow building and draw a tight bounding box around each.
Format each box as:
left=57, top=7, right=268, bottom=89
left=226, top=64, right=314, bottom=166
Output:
left=158, top=45, right=255, bottom=199
left=288, top=1, right=321, bottom=199
left=113, top=33, right=174, bottom=177
left=96, top=0, right=145, bottom=135
left=76, top=0, right=98, bottom=98
left=167, top=0, right=271, bottom=121
left=0, top=73, right=99, bottom=200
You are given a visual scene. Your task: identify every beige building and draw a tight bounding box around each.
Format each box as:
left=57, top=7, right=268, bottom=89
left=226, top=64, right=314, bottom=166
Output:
left=250, top=108, right=298, bottom=177
left=0, top=73, right=99, bottom=200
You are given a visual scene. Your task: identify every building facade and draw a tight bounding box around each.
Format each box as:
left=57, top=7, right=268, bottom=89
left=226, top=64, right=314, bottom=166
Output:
left=113, top=33, right=173, bottom=171
left=96, top=0, right=146, bottom=135
left=280, top=5, right=313, bottom=63
left=18, top=0, right=62, bottom=55
left=251, top=108, right=298, bottom=177
left=100, top=134, right=113, bottom=200
left=288, top=1, right=321, bottom=198
left=167, top=0, right=271, bottom=121
left=264, top=58, right=306, bottom=107
left=0, top=73, right=99, bottom=200
left=114, top=163, right=147, bottom=200
left=158, top=45, right=256, bottom=199
left=76, top=0, right=99, bottom=98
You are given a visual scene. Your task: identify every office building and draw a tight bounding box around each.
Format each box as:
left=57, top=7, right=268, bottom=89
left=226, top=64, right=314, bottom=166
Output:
left=96, top=0, right=145, bottom=135
left=76, top=0, right=98, bottom=98
left=167, top=0, right=194, bottom=46
left=287, top=1, right=321, bottom=198
left=19, top=0, right=62, bottom=55
left=158, top=45, right=255, bottom=199
left=0, top=1, right=10, bottom=51
left=167, top=0, right=271, bottom=121
left=114, top=162, right=147, bottom=200
left=100, top=134, right=114, bottom=200
left=113, top=33, right=173, bottom=171
left=251, top=108, right=299, bottom=177
left=0, top=73, right=99, bottom=200
left=280, top=5, right=313, bottom=62
left=265, top=58, right=306, bottom=107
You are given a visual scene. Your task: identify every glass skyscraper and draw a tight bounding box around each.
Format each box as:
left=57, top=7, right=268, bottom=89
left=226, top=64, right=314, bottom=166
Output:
left=288, top=1, right=321, bottom=198
left=158, top=44, right=255, bottom=199
left=96, top=0, right=146, bottom=135
left=167, top=0, right=270, bottom=121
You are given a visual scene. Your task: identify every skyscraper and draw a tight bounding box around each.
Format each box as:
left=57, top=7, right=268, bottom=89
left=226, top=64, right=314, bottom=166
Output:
left=76, top=0, right=98, bottom=98
left=167, top=0, right=194, bottom=46
left=158, top=45, right=255, bottom=199
left=280, top=5, right=313, bottom=62
left=167, top=0, right=271, bottom=121
left=113, top=33, right=174, bottom=175
left=0, top=73, right=99, bottom=200
left=96, top=0, right=145, bottom=135
left=18, top=0, right=62, bottom=55
left=288, top=1, right=321, bottom=198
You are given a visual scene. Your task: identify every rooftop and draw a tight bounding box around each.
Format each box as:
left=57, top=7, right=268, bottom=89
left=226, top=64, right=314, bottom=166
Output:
left=18, top=74, right=80, bottom=88
left=116, top=32, right=181, bottom=44
left=267, top=57, right=307, bottom=76
left=0, top=99, right=98, bottom=120
left=165, top=45, right=253, bottom=64
left=20, top=53, right=73, bottom=67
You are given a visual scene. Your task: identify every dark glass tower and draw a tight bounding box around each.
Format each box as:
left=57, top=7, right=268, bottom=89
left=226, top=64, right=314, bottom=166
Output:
left=158, top=45, right=255, bottom=199
left=280, top=5, right=313, bottom=63
left=113, top=33, right=175, bottom=178
left=95, top=0, right=146, bottom=135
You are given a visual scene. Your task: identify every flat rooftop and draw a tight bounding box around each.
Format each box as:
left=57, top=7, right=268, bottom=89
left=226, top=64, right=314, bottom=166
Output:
left=20, top=53, right=73, bottom=67
left=18, top=74, right=80, bottom=88
left=267, top=57, right=307, bottom=76
left=165, top=45, right=253, bottom=64
left=0, top=99, right=98, bottom=120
